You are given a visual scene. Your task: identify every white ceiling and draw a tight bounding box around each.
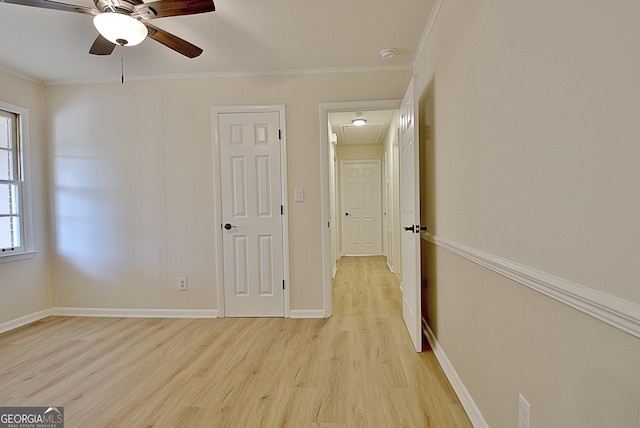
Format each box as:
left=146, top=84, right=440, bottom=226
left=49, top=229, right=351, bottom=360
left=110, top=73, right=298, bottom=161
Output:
left=329, top=110, right=397, bottom=146
left=0, top=0, right=435, bottom=84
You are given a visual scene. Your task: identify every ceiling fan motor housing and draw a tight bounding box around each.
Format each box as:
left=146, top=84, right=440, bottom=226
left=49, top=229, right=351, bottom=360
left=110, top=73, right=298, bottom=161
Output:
left=95, top=0, right=132, bottom=13
left=94, top=0, right=156, bottom=19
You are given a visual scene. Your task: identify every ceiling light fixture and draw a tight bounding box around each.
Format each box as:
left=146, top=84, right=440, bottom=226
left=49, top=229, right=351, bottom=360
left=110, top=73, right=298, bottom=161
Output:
left=352, top=112, right=366, bottom=126
left=93, top=12, right=148, bottom=46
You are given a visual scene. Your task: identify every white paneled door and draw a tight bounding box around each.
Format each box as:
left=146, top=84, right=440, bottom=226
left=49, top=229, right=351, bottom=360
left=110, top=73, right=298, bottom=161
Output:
left=400, top=79, right=422, bottom=352
left=340, top=160, right=382, bottom=255
left=219, top=111, right=285, bottom=317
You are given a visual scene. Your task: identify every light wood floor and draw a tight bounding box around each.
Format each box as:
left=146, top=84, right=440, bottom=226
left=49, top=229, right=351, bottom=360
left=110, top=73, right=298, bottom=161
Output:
left=0, top=256, right=472, bottom=427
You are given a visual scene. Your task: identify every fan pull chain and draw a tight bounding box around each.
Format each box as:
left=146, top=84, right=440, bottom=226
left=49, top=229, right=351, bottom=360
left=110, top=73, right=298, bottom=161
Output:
left=121, top=53, right=125, bottom=84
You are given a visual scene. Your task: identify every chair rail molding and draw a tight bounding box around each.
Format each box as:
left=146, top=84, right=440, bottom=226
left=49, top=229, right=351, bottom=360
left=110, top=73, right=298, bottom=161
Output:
left=422, top=233, right=640, bottom=339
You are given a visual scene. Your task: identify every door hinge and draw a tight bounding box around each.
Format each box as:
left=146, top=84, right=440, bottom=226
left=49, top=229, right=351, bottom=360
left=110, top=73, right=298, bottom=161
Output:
left=281, top=205, right=284, bottom=215
left=282, top=279, right=285, bottom=290
left=278, top=129, right=282, bottom=140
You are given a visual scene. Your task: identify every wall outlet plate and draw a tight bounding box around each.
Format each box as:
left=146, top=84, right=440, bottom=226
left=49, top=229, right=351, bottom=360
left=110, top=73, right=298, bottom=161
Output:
left=178, top=277, right=188, bottom=291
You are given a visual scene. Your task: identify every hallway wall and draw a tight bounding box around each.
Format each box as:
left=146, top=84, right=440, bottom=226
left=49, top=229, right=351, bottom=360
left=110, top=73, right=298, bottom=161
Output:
left=414, top=1, right=640, bottom=427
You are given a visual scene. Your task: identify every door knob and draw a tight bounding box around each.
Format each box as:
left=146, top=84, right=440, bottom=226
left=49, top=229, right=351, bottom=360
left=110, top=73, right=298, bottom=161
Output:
left=345, top=212, right=350, bottom=216
left=404, top=225, right=415, bottom=232
left=224, top=223, right=237, bottom=230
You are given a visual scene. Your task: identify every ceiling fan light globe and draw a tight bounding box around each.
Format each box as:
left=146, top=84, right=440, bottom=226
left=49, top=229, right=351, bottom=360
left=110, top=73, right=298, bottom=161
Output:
left=93, top=12, right=148, bottom=47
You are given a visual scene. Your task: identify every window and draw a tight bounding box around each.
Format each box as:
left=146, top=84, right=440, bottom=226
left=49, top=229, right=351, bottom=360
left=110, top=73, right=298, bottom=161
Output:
left=0, top=105, right=27, bottom=256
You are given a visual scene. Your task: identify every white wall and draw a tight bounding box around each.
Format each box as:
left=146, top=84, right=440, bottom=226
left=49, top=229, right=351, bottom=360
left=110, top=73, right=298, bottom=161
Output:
left=335, top=143, right=383, bottom=161
left=0, top=70, right=50, bottom=326
left=44, top=71, right=411, bottom=312
left=415, top=1, right=640, bottom=427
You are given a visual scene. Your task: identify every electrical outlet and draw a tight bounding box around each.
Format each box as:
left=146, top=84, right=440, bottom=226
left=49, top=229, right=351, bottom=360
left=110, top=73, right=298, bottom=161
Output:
left=519, top=393, right=531, bottom=428
left=178, top=277, right=188, bottom=291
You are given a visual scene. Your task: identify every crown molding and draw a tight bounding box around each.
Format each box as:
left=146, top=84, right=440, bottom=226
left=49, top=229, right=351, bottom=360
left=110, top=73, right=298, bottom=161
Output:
left=0, top=64, right=42, bottom=85
left=43, top=64, right=413, bottom=86
left=412, top=0, right=445, bottom=69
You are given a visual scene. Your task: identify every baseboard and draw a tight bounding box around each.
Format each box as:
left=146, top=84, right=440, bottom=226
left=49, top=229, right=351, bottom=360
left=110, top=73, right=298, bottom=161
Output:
left=51, top=307, right=219, bottom=319
left=3, top=307, right=328, bottom=332
left=386, top=261, right=395, bottom=273
left=0, top=309, right=51, bottom=335
left=422, top=318, right=489, bottom=428
left=289, top=309, right=326, bottom=319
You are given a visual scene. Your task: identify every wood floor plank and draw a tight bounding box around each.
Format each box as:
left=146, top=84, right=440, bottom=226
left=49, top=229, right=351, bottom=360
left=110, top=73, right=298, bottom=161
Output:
left=0, top=256, right=472, bottom=427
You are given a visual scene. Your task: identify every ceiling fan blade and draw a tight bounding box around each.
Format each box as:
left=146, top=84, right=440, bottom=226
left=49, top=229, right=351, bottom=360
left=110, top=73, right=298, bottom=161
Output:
left=0, top=0, right=96, bottom=15
left=145, top=23, right=203, bottom=58
left=134, top=0, right=214, bottom=19
left=89, top=34, right=115, bottom=56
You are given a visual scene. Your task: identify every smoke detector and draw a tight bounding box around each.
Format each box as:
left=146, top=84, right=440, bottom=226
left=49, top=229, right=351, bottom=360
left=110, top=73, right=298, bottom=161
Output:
left=379, top=48, right=397, bottom=59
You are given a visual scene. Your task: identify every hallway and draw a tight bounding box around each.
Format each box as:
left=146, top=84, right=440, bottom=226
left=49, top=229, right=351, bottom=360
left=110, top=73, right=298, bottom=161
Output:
left=329, top=255, right=472, bottom=427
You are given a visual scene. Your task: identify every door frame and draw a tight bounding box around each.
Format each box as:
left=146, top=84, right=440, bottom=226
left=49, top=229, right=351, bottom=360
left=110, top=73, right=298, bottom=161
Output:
left=319, top=99, right=401, bottom=318
left=212, top=105, right=290, bottom=318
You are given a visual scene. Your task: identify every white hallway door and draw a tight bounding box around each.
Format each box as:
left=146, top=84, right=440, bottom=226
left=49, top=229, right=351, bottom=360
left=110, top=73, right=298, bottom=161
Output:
left=219, top=111, right=285, bottom=317
left=340, top=160, right=382, bottom=255
left=400, top=79, right=422, bottom=352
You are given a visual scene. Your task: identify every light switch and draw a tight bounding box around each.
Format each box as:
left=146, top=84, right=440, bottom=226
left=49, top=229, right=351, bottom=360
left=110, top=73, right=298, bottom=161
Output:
left=294, top=188, right=304, bottom=202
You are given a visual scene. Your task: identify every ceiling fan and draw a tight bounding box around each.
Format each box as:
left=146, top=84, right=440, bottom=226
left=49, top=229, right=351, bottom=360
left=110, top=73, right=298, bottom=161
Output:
left=0, top=0, right=215, bottom=58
